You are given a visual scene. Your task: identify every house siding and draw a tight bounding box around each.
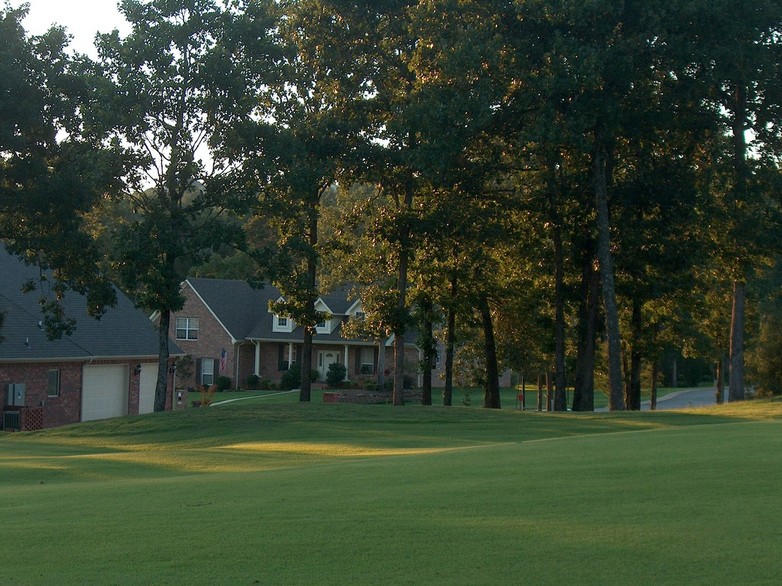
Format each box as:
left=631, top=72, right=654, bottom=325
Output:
left=0, top=359, right=169, bottom=430
left=169, top=287, right=236, bottom=389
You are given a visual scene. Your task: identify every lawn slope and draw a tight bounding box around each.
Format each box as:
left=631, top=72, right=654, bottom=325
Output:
left=2, top=400, right=781, bottom=585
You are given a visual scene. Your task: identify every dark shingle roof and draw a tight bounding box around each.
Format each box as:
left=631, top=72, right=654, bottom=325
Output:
left=0, top=247, right=165, bottom=361
left=186, top=278, right=414, bottom=345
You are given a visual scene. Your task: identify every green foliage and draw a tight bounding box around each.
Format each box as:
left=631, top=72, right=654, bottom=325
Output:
left=215, top=375, right=232, bottom=392
left=279, top=362, right=317, bottom=390
left=0, top=5, right=117, bottom=337
left=326, top=362, right=347, bottom=388
left=197, top=384, right=216, bottom=406
left=245, top=374, right=260, bottom=389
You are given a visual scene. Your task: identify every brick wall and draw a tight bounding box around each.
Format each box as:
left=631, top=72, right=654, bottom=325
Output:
left=1, top=362, right=83, bottom=428
left=170, top=285, right=236, bottom=389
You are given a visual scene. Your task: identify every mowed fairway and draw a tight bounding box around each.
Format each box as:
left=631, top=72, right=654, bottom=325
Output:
left=2, top=398, right=782, bottom=585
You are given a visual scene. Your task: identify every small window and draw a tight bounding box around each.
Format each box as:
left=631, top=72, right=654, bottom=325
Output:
left=278, top=316, right=288, bottom=327
left=201, top=359, right=214, bottom=386
left=360, top=347, right=374, bottom=375
left=47, top=369, right=60, bottom=397
left=176, top=317, right=199, bottom=340
left=354, top=311, right=366, bottom=320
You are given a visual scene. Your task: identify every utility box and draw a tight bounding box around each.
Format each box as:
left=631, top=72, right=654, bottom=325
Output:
left=5, top=383, right=25, bottom=407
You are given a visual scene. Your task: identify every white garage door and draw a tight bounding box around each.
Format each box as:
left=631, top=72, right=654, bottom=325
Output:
left=82, top=364, right=129, bottom=422
left=139, top=364, right=159, bottom=415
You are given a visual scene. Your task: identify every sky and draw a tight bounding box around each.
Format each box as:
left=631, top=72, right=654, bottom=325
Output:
left=15, top=0, right=129, bottom=56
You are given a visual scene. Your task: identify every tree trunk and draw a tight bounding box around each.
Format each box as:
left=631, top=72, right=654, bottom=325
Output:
left=572, top=250, right=599, bottom=411
left=154, top=308, right=171, bottom=412
left=393, top=223, right=411, bottom=406
left=300, top=327, right=313, bottom=402
left=553, top=223, right=567, bottom=411
left=650, top=359, right=659, bottom=411
left=480, top=294, right=500, bottom=409
left=443, top=271, right=457, bottom=407
left=546, top=372, right=553, bottom=412
left=715, top=357, right=724, bottom=404
left=420, top=296, right=434, bottom=406
left=377, top=339, right=386, bottom=390
left=536, top=374, right=543, bottom=411
left=300, top=205, right=319, bottom=403
left=729, top=280, right=746, bottom=401
left=626, top=298, right=643, bottom=410
left=592, top=135, right=625, bottom=410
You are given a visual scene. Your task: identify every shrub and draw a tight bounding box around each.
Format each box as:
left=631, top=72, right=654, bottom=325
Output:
left=215, top=375, right=232, bottom=392
left=280, top=363, right=301, bottom=390
left=326, top=363, right=347, bottom=388
left=245, top=374, right=260, bottom=389
left=199, top=384, right=216, bottom=406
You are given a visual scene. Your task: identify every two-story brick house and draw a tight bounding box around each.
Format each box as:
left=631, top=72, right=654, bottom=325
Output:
left=168, top=277, right=420, bottom=390
left=1, top=247, right=178, bottom=431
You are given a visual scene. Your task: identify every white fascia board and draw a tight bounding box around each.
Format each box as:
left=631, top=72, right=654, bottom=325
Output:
left=185, top=279, right=238, bottom=344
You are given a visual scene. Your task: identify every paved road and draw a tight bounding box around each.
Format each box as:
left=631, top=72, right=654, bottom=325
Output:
left=641, top=387, right=721, bottom=410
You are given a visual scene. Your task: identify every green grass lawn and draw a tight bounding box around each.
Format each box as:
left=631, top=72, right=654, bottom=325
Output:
left=3, top=399, right=781, bottom=585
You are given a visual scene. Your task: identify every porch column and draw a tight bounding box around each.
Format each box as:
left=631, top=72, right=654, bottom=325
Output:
left=344, top=345, right=350, bottom=381
left=288, top=342, right=294, bottom=367
left=254, top=341, right=260, bottom=376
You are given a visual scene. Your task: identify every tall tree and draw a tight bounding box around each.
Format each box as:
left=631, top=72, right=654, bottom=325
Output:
left=88, top=0, right=268, bottom=410
left=228, top=0, right=372, bottom=402
left=0, top=5, right=117, bottom=335
left=683, top=0, right=782, bottom=401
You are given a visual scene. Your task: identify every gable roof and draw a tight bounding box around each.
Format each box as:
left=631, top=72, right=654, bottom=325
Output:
left=185, top=278, right=415, bottom=345
left=0, top=247, right=167, bottom=362
left=185, top=277, right=272, bottom=340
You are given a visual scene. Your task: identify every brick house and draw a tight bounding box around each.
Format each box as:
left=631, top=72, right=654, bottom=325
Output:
left=168, top=277, right=420, bottom=390
left=1, top=247, right=177, bottom=431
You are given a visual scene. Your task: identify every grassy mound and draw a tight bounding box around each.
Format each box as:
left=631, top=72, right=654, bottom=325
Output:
left=3, top=399, right=781, bottom=584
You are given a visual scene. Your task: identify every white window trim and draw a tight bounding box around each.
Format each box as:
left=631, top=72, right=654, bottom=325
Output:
left=315, top=318, right=331, bottom=334
left=176, top=317, right=199, bottom=340
left=273, top=314, right=294, bottom=333
left=201, top=359, right=215, bottom=386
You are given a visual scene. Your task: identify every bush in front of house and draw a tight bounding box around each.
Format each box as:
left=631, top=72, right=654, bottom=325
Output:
left=280, top=363, right=319, bottom=390
left=245, top=374, right=260, bottom=389
left=326, top=363, right=347, bottom=388
left=215, top=376, right=232, bottom=392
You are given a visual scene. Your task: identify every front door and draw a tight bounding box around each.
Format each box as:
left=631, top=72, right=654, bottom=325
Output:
left=318, top=351, right=338, bottom=380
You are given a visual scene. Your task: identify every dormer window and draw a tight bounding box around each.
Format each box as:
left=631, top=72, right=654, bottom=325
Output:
left=315, top=318, right=330, bottom=334
left=273, top=314, right=294, bottom=333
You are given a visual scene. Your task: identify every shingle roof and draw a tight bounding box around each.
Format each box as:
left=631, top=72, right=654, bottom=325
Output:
left=0, top=247, right=167, bottom=361
left=186, top=278, right=416, bottom=345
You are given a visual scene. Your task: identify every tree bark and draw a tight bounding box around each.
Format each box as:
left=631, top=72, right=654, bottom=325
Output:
left=650, top=358, right=659, bottom=411
left=553, top=223, right=568, bottom=411
left=592, top=135, right=625, bottom=410
left=715, top=357, right=724, bottom=404
left=393, top=207, right=411, bottom=406
left=729, top=280, right=746, bottom=401
left=443, top=271, right=457, bottom=407
left=480, top=294, right=501, bottom=409
left=420, top=296, right=434, bottom=406
left=154, top=308, right=171, bottom=412
left=299, top=203, right=319, bottom=403
left=572, top=249, right=599, bottom=411
left=626, top=298, right=643, bottom=410
left=300, top=327, right=313, bottom=402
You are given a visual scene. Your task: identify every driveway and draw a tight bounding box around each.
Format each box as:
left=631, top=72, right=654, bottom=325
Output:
left=642, top=387, right=721, bottom=410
